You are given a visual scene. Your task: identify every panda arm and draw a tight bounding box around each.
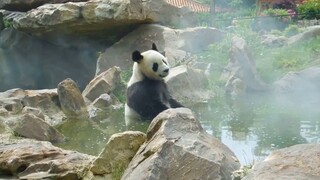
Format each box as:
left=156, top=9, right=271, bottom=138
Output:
left=169, top=98, right=184, bottom=108
left=161, top=82, right=184, bottom=108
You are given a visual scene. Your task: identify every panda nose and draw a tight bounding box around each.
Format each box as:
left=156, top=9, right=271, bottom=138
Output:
left=164, top=69, right=169, bottom=73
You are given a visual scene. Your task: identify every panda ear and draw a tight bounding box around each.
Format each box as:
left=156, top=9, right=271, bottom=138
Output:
left=132, top=50, right=143, bottom=62
left=152, top=43, right=158, bottom=51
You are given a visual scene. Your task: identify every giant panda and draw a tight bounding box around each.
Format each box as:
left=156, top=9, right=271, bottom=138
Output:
left=125, top=43, right=183, bottom=127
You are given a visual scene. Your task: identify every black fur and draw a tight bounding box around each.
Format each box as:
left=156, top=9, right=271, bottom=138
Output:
left=132, top=51, right=143, bottom=62
left=127, top=78, right=183, bottom=120
left=152, top=63, right=158, bottom=72
left=152, top=43, right=158, bottom=51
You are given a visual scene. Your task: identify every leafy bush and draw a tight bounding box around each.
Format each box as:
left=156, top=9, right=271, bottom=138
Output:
left=198, top=19, right=320, bottom=83
left=297, top=0, right=320, bottom=19
left=283, top=24, right=301, bottom=37
left=3, top=18, right=12, bottom=28
left=253, top=8, right=291, bottom=31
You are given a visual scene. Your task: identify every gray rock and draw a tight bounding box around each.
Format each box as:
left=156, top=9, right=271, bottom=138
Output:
left=0, top=0, right=87, bottom=11
left=288, top=25, right=320, bottom=45
left=243, top=144, right=320, bottom=180
left=122, top=108, right=240, bottom=180
left=273, top=66, right=320, bottom=93
left=5, top=113, right=65, bottom=143
left=58, top=78, right=89, bottom=119
left=91, top=93, right=122, bottom=110
left=221, top=36, right=270, bottom=93
left=0, top=140, right=95, bottom=179
left=12, top=0, right=198, bottom=42
left=96, top=24, right=224, bottom=74
left=90, top=131, right=146, bottom=176
left=0, top=28, right=97, bottom=91
left=83, top=66, right=122, bottom=102
left=0, top=120, right=13, bottom=144
left=261, top=34, right=288, bottom=47
left=165, top=65, right=214, bottom=105
left=0, top=88, right=65, bottom=126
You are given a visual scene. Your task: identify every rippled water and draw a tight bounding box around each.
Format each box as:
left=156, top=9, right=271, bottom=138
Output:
left=55, top=92, right=320, bottom=165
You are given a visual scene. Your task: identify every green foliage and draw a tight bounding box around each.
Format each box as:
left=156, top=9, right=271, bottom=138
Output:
left=297, top=0, right=320, bottom=19
left=270, top=29, right=283, bottom=36
left=198, top=19, right=320, bottom=84
left=261, top=8, right=289, bottom=17
left=283, top=24, right=301, bottom=37
left=112, top=163, right=126, bottom=180
left=3, top=18, right=12, bottom=28
left=120, top=69, right=132, bottom=85
left=214, top=9, right=256, bottom=28
left=256, top=36, right=320, bottom=82
left=261, top=8, right=291, bottom=23
left=114, top=70, right=132, bottom=103
left=197, top=12, right=211, bottom=26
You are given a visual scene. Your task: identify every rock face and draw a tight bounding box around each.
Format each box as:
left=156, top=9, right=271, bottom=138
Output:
left=0, top=140, right=95, bottom=179
left=274, top=66, right=320, bottom=94
left=12, top=0, right=197, bottom=42
left=122, top=108, right=240, bottom=180
left=221, top=36, right=270, bottom=93
left=165, top=65, right=214, bottom=105
left=0, top=88, right=64, bottom=126
left=82, top=66, right=122, bottom=102
left=0, top=28, right=98, bottom=91
left=4, top=113, right=65, bottom=143
left=96, top=24, right=224, bottom=74
left=58, top=78, right=88, bottom=119
left=0, top=0, right=88, bottom=12
left=90, top=131, right=146, bottom=178
left=261, top=34, right=288, bottom=47
left=243, top=144, right=320, bottom=180
left=288, top=25, right=320, bottom=45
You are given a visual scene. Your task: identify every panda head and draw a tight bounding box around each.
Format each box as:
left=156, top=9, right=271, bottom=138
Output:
left=132, top=43, right=169, bottom=81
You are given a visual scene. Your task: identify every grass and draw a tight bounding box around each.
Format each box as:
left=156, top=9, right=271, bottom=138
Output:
left=197, top=20, right=320, bottom=84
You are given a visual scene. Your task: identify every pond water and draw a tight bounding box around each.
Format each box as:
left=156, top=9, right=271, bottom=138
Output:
left=55, top=92, right=320, bottom=165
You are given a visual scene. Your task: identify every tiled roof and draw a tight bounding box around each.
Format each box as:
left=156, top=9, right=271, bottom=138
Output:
left=166, top=0, right=210, bottom=13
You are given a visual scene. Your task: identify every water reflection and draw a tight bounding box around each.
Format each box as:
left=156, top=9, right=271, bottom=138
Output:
left=193, top=92, right=320, bottom=165
left=55, top=110, right=127, bottom=155
left=55, top=92, right=320, bottom=165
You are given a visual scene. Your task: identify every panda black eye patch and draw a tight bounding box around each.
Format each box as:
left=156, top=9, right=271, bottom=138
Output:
left=152, top=63, right=158, bottom=72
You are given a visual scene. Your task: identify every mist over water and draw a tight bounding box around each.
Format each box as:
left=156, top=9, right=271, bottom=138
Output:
left=193, top=90, right=320, bottom=165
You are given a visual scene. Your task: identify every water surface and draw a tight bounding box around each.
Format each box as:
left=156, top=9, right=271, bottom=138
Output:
left=56, top=92, right=320, bottom=165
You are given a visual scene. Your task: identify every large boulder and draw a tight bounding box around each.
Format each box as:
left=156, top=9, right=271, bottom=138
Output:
left=4, top=112, right=65, bottom=143
left=243, top=144, right=320, bottom=180
left=221, top=36, right=270, bottom=93
left=0, top=140, right=95, bottom=179
left=288, top=25, right=320, bottom=45
left=58, top=78, right=89, bottom=119
left=0, top=0, right=87, bottom=12
left=0, top=28, right=98, bottom=91
left=82, top=66, right=122, bottom=102
left=89, top=131, right=146, bottom=179
left=0, top=88, right=65, bottom=126
left=122, top=108, right=240, bottom=180
left=273, top=66, right=320, bottom=94
left=165, top=65, right=214, bottom=105
left=12, top=0, right=198, bottom=43
left=96, top=24, right=224, bottom=74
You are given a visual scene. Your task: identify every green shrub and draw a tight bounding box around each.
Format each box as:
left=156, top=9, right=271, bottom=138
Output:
left=3, top=18, right=12, bottom=28
left=297, top=0, right=320, bottom=19
left=283, top=24, right=301, bottom=37
left=270, top=29, right=283, bottom=36
left=259, top=8, right=291, bottom=30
